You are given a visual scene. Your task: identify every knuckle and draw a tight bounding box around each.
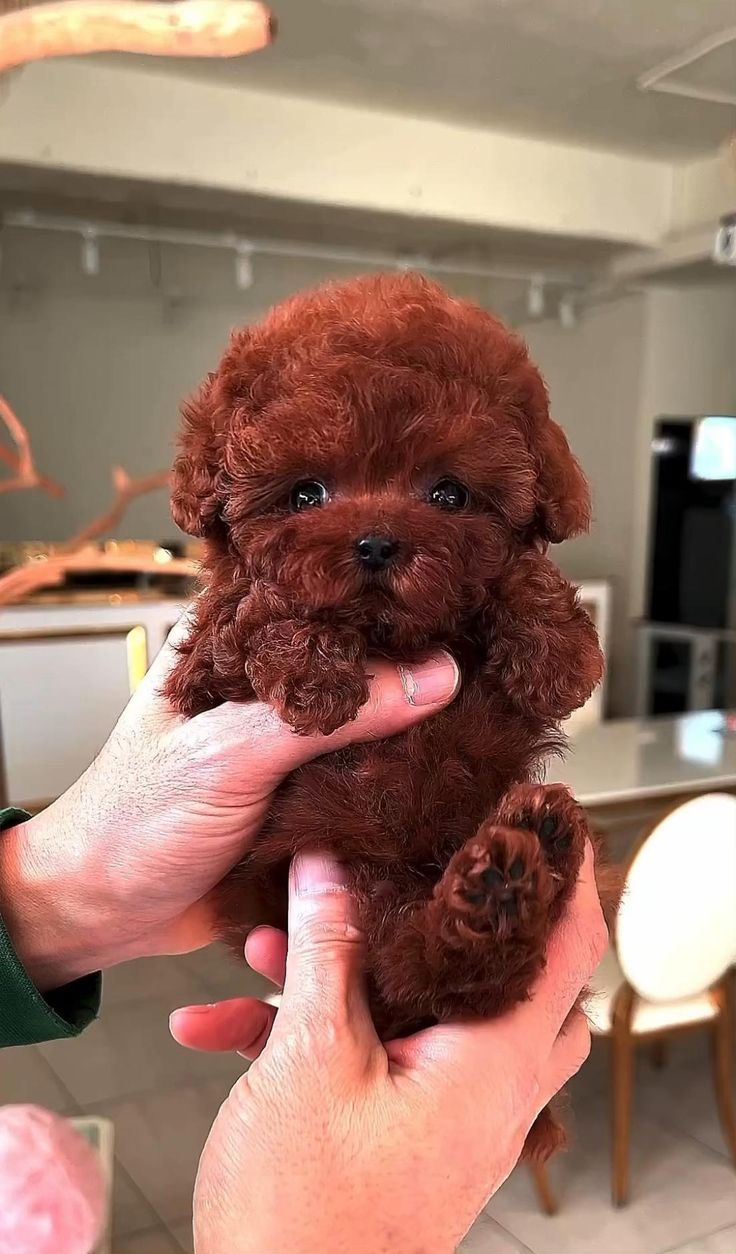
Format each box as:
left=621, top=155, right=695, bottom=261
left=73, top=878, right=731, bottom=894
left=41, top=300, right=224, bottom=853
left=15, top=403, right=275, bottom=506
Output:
left=274, top=1014, right=325, bottom=1062
left=584, top=906, right=609, bottom=972
left=560, top=1015, right=592, bottom=1078
left=290, top=911, right=362, bottom=958
left=569, top=904, right=608, bottom=981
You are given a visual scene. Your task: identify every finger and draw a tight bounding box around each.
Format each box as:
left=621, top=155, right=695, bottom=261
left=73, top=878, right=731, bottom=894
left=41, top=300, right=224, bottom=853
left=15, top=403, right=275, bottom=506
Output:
left=524, top=840, right=607, bottom=1040
left=120, top=606, right=197, bottom=726
left=169, top=997, right=277, bottom=1060
left=537, top=1009, right=591, bottom=1108
left=245, top=926, right=287, bottom=988
left=273, top=852, right=376, bottom=1048
left=191, top=652, right=460, bottom=799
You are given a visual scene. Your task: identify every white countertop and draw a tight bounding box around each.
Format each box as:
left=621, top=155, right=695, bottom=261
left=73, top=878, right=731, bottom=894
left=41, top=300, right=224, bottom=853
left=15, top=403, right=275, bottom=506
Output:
left=547, top=710, right=736, bottom=807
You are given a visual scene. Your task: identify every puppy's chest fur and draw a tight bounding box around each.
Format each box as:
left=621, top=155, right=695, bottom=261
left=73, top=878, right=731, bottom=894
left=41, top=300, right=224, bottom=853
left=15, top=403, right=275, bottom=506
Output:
left=216, top=669, right=553, bottom=937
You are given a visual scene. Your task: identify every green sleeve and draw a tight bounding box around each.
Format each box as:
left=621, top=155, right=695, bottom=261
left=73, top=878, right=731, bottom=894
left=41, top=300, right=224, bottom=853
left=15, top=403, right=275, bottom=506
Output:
left=0, top=807, right=101, bottom=1048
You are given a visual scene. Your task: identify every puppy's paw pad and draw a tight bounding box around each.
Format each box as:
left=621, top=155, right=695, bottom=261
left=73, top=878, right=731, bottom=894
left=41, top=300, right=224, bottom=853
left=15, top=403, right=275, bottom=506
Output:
left=522, top=811, right=573, bottom=853
left=438, top=825, right=542, bottom=939
left=495, top=784, right=585, bottom=865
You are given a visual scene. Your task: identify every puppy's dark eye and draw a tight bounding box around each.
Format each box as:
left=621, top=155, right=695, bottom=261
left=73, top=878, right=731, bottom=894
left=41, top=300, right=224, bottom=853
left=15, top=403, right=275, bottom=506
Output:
left=290, top=480, right=329, bottom=511
left=428, top=478, right=469, bottom=511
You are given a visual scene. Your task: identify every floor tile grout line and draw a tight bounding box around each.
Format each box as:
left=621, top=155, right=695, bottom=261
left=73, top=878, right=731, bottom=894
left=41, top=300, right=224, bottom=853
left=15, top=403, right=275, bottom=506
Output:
left=32, top=1047, right=84, bottom=1115
left=120, top=1217, right=178, bottom=1242
left=485, top=1212, right=535, bottom=1254
left=70, top=1069, right=244, bottom=1113
left=112, top=1155, right=165, bottom=1236
left=117, top=1219, right=186, bottom=1252
left=647, top=1107, right=736, bottom=1170
left=657, top=1218, right=736, bottom=1254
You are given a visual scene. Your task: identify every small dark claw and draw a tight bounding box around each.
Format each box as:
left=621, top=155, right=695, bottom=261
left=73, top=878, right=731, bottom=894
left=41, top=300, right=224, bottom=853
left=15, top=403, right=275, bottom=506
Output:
left=539, top=815, right=558, bottom=842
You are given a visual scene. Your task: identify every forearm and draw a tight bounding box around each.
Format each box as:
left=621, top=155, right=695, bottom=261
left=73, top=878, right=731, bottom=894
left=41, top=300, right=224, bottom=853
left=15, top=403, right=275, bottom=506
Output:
left=0, top=806, right=102, bottom=1045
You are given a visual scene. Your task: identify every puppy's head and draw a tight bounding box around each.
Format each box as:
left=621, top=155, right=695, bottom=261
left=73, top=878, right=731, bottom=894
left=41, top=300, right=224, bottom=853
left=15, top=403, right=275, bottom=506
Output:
left=172, top=273, right=591, bottom=652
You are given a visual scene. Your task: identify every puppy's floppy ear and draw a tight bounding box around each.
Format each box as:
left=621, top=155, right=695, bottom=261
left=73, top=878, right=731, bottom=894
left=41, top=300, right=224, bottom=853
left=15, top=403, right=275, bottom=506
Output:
left=534, top=419, right=591, bottom=544
left=171, top=373, right=224, bottom=539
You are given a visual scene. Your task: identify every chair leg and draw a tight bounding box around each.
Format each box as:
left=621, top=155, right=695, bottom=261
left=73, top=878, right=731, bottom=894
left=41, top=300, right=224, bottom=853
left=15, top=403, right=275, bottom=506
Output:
left=530, top=1162, right=557, bottom=1216
left=712, top=976, right=736, bottom=1168
left=611, top=1020, right=636, bottom=1206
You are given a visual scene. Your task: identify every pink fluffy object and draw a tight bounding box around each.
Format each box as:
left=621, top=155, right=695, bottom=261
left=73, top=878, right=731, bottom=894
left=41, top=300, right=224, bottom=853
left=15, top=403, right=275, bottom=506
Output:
left=0, top=1106, right=106, bottom=1254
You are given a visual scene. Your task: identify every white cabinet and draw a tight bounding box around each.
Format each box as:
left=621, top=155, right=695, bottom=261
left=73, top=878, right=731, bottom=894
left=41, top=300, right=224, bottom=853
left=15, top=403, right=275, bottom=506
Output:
left=0, top=598, right=186, bottom=808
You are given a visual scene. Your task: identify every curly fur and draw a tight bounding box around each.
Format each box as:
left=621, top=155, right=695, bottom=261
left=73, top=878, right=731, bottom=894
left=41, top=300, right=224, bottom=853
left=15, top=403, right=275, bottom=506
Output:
left=165, top=272, right=606, bottom=1162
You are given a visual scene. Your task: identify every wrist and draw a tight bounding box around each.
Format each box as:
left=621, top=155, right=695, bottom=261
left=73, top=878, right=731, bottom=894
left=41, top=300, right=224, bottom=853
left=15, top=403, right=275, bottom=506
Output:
left=0, top=806, right=113, bottom=991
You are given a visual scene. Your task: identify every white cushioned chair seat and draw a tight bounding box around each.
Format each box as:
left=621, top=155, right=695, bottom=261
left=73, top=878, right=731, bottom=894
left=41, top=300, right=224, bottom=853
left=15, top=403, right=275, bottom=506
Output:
left=584, top=947, right=719, bottom=1036
left=616, top=793, right=736, bottom=1003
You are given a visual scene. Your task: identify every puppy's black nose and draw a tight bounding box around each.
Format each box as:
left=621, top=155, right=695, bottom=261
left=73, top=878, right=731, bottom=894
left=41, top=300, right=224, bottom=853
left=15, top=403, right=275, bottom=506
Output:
left=355, top=535, right=400, bottom=571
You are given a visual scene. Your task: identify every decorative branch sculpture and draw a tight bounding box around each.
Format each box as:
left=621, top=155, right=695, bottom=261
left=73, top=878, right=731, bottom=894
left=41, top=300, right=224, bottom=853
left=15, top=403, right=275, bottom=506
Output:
left=0, top=395, right=63, bottom=497
left=0, top=396, right=196, bottom=606
left=0, top=544, right=197, bottom=604
left=0, top=1, right=275, bottom=74
left=58, top=465, right=172, bottom=552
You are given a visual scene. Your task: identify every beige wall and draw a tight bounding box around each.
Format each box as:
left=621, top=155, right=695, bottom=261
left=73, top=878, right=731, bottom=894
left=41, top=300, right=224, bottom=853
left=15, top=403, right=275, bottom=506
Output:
left=521, top=295, right=647, bottom=715
left=0, top=227, right=492, bottom=542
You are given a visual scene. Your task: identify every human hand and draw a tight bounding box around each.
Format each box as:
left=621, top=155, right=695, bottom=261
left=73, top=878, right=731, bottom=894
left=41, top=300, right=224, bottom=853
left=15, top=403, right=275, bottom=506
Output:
left=0, top=618, right=459, bottom=991
left=189, top=844, right=606, bottom=1254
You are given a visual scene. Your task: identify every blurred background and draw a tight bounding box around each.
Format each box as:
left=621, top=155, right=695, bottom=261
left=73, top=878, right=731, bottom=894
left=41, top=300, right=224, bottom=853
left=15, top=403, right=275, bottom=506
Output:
left=0, top=2, right=735, bottom=1252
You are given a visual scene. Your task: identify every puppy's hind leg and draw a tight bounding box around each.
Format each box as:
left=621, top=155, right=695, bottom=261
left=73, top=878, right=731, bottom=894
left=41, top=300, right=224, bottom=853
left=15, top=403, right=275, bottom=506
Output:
left=370, top=785, right=589, bottom=1032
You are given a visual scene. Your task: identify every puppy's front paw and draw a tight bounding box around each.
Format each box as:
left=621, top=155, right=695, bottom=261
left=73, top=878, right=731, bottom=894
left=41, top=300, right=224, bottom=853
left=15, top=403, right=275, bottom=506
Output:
left=245, top=621, right=369, bottom=736
left=276, top=668, right=370, bottom=736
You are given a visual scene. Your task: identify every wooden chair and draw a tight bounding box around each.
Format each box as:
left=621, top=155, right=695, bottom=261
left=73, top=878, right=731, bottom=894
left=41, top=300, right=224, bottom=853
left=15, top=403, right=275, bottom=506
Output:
left=586, top=792, right=736, bottom=1206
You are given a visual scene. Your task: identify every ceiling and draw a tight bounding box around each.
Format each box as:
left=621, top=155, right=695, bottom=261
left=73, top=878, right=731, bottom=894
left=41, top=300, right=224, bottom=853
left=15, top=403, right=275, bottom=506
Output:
left=122, top=0, right=736, bottom=158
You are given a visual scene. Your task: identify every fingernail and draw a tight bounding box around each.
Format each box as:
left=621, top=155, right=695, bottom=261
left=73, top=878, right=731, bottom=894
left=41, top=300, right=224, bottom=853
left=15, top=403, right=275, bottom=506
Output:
left=169, top=1005, right=214, bottom=1022
left=399, top=651, right=461, bottom=707
left=292, top=851, right=350, bottom=897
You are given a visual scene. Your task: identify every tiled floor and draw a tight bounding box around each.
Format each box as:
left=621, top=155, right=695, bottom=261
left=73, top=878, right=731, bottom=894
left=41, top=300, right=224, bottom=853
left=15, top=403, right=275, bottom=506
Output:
left=1, top=948, right=734, bottom=1253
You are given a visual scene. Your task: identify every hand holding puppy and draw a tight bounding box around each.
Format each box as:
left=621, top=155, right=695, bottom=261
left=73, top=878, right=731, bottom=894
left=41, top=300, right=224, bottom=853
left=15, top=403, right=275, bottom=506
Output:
left=189, top=846, right=606, bottom=1254
left=0, top=619, right=459, bottom=991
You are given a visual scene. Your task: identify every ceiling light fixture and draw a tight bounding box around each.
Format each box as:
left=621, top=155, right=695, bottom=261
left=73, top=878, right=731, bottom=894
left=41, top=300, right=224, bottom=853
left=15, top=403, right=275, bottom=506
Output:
left=558, top=295, right=577, bottom=330
left=234, top=240, right=254, bottom=290
left=80, top=226, right=100, bottom=277
left=527, top=276, right=545, bottom=319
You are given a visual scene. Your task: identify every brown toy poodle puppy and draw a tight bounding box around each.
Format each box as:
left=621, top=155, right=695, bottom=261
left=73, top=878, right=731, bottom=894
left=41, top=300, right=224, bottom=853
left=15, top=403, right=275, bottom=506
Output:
left=166, top=272, right=604, bottom=1162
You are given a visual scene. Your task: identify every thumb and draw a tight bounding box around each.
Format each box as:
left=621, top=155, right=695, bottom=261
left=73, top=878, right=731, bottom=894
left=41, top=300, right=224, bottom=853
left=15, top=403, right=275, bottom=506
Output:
left=272, top=852, right=377, bottom=1050
left=193, top=650, right=460, bottom=795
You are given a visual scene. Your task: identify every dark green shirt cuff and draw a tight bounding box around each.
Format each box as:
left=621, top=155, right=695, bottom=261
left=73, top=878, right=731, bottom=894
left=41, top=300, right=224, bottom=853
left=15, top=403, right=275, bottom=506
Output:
left=0, top=807, right=101, bottom=1048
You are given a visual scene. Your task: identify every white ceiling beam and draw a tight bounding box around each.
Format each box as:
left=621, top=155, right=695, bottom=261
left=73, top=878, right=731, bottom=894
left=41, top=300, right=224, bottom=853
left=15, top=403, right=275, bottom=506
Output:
left=0, top=59, right=673, bottom=249
left=605, top=226, right=718, bottom=281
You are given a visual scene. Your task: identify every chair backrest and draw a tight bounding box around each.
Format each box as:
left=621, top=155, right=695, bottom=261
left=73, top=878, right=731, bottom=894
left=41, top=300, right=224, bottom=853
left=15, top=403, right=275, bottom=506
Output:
left=616, top=792, right=736, bottom=1003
